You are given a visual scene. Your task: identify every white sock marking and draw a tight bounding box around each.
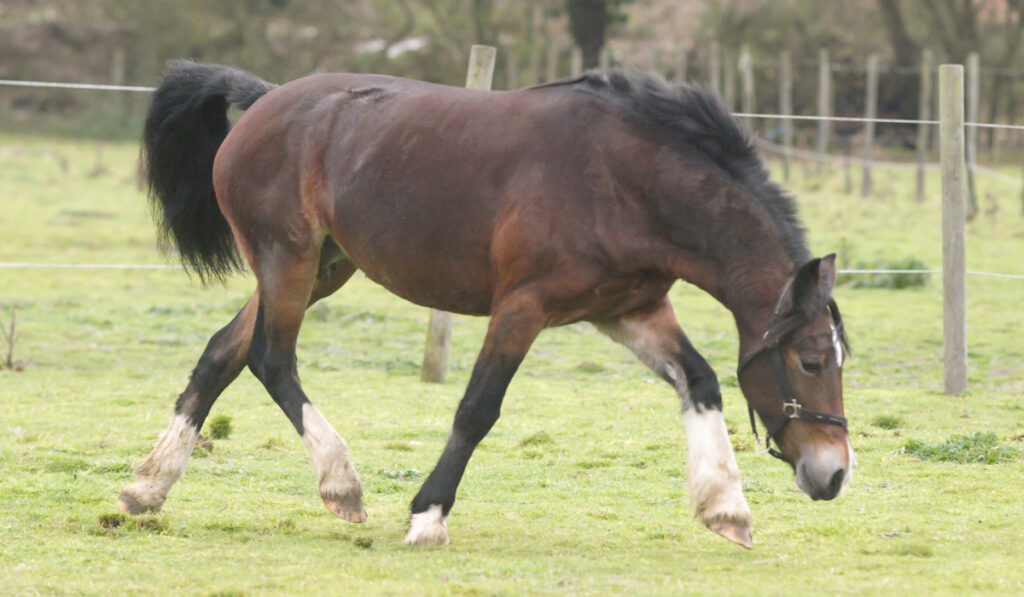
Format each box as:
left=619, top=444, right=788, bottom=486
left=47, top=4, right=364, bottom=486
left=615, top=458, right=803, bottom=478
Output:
left=404, top=504, right=449, bottom=546
left=684, top=408, right=751, bottom=524
left=120, top=413, right=198, bottom=511
left=300, top=403, right=361, bottom=500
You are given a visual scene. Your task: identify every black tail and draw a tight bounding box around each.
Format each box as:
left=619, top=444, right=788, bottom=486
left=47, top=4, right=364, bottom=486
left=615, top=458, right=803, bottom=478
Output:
left=143, top=60, right=277, bottom=282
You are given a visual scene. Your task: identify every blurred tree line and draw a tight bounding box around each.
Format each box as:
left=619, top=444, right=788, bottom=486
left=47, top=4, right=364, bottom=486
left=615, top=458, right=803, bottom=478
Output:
left=2, top=0, right=1024, bottom=143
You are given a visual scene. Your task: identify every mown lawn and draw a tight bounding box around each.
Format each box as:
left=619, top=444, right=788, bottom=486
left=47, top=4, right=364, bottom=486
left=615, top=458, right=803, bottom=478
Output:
left=1, top=134, right=1022, bottom=595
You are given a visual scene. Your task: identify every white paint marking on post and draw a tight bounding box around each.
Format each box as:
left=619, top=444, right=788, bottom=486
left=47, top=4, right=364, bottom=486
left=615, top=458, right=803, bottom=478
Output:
left=939, top=64, right=968, bottom=396
left=420, top=45, right=496, bottom=384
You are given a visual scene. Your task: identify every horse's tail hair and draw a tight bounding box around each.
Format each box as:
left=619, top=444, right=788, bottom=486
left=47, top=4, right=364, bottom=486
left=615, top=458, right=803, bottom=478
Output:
left=143, top=60, right=277, bottom=282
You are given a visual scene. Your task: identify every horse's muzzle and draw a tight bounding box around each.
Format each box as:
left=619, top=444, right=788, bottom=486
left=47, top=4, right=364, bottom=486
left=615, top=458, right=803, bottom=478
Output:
left=796, top=440, right=854, bottom=501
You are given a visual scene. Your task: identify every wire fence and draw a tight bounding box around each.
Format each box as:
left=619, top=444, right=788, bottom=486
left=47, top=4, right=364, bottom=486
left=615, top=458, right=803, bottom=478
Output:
left=1, top=75, right=1022, bottom=280
left=4, top=77, right=1023, bottom=130
left=3, top=262, right=1023, bottom=280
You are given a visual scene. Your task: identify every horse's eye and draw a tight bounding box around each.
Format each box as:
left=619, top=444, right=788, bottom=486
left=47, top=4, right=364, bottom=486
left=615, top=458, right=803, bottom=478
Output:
left=800, top=360, right=823, bottom=375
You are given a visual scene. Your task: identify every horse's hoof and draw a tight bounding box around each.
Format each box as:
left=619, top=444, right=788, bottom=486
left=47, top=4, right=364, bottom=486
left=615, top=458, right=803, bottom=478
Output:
left=117, top=488, right=162, bottom=515
left=708, top=517, right=753, bottom=549
left=403, top=504, right=449, bottom=546
left=323, top=493, right=367, bottom=523
left=322, top=483, right=366, bottom=523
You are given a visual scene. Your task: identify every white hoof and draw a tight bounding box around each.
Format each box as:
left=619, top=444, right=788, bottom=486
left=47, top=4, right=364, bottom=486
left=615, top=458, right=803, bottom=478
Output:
left=403, top=504, right=449, bottom=546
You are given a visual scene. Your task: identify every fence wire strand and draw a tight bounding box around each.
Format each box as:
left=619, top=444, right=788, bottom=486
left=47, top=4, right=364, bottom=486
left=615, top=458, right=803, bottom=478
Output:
left=2, top=262, right=1021, bottom=279
left=2, top=76, right=1023, bottom=282
left=0, top=79, right=155, bottom=92
left=5, top=78, right=1024, bottom=130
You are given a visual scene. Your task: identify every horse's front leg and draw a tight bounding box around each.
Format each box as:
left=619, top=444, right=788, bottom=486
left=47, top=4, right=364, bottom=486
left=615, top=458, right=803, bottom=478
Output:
left=404, top=292, right=545, bottom=546
left=595, top=297, right=753, bottom=548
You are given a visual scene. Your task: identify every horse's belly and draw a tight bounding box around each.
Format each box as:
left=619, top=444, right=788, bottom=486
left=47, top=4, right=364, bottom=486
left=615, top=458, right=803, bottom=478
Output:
left=329, top=208, right=497, bottom=316
left=357, top=259, right=495, bottom=316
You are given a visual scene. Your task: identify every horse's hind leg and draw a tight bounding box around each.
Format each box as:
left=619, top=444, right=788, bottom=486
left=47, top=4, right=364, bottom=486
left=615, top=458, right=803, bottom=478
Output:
left=594, top=297, right=753, bottom=549
left=247, top=249, right=366, bottom=522
left=119, top=295, right=259, bottom=514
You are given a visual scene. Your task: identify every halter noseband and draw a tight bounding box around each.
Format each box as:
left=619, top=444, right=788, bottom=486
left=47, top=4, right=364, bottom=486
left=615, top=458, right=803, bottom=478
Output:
left=736, top=277, right=848, bottom=462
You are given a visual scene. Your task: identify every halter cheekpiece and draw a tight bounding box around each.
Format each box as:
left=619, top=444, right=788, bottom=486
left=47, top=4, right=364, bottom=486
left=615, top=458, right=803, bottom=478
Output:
left=736, top=275, right=848, bottom=461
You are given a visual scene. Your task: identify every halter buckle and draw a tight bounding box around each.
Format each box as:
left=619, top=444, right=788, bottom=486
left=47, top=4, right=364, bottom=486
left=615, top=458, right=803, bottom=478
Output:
left=782, top=403, right=801, bottom=418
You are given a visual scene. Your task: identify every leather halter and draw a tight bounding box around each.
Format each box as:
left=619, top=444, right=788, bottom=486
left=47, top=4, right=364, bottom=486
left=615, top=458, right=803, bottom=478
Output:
left=736, top=277, right=848, bottom=462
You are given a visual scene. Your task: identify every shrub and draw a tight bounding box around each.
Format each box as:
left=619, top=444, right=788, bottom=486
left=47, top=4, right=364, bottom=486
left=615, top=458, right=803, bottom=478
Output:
left=871, top=414, right=902, bottom=430
left=206, top=414, right=233, bottom=440
left=902, top=432, right=1022, bottom=464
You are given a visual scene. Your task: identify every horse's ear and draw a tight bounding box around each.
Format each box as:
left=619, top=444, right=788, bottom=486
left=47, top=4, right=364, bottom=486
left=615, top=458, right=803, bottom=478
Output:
left=791, top=254, right=836, bottom=315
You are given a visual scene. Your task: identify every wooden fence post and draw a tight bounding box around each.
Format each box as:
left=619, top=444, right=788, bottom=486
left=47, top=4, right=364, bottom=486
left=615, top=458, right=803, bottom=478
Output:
left=817, top=49, right=832, bottom=174
left=676, top=47, right=688, bottom=83
left=709, top=41, right=721, bottom=97
left=862, top=54, right=879, bottom=197
left=723, top=50, right=736, bottom=112
left=965, top=52, right=980, bottom=219
left=779, top=50, right=793, bottom=182
left=527, top=4, right=542, bottom=85
left=916, top=49, right=933, bottom=202
left=939, top=64, right=967, bottom=396
left=545, top=42, right=559, bottom=82
left=505, top=45, right=519, bottom=90
left=739, top=44, right=755, bottom=131
left=420, top=44, right=496, bottom=384
left=570, top=47, right=583, bottom=77
left=646, top=47, right=658, bottom=74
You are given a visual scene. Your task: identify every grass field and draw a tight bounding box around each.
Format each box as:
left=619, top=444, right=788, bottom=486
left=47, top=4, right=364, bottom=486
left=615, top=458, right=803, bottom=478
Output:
left=1, top=133, right=1023, bottom=595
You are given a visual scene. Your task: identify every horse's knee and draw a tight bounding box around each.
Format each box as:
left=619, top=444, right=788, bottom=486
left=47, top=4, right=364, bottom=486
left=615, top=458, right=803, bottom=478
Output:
left=249, top=349, right=295, bottom=387
left=674, top=340, right=721, bottom=411
left=689, top=372, right=722, bottom=411
left=188, top=348, right=237, bottom=389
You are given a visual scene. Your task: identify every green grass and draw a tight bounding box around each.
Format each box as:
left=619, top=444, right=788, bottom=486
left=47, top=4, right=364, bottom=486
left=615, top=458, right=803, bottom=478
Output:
left=2, top=134, right=1024, bottom=595
left=903, top=432, right=1023, bottom=464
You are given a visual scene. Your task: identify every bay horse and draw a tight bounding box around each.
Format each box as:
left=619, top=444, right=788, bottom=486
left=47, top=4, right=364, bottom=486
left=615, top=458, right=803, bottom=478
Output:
left=119, top=61, right=854, bottom=549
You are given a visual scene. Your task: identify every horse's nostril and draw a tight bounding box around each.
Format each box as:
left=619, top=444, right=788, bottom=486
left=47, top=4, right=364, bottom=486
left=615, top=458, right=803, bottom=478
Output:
left=828, top=468, right=845, bottom=495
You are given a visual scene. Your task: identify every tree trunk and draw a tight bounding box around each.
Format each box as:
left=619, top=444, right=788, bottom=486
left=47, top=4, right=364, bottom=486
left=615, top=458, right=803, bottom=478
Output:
left=568, top=0, right=607, bottom=70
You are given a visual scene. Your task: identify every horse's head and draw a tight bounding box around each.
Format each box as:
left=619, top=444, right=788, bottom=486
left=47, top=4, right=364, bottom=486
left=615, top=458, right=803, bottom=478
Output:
left=737, top=254, right=854, bottom=501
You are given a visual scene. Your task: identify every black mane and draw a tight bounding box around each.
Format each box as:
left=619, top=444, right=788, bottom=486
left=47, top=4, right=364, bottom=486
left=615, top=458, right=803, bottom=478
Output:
left=565, top=69, right=809, bottom=265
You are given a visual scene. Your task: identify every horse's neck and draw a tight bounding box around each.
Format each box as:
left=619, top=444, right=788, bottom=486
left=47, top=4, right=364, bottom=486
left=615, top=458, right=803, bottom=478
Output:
left=666, top=186, right=799, bottom=343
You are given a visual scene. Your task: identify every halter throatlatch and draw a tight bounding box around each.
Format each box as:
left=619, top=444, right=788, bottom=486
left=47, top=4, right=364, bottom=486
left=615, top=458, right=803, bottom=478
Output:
left=736, top=277, right=848, bottom=462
